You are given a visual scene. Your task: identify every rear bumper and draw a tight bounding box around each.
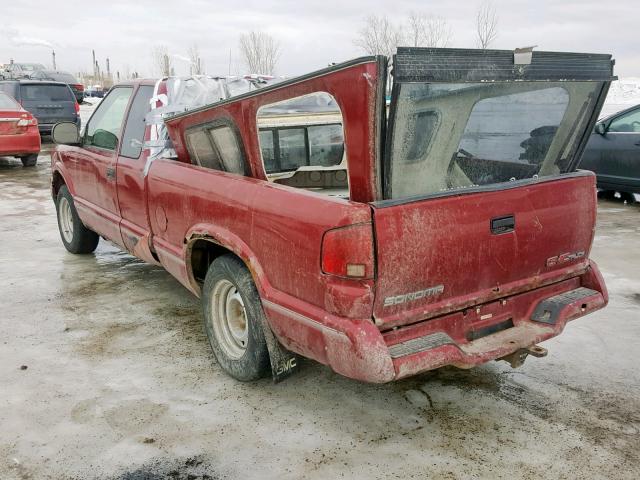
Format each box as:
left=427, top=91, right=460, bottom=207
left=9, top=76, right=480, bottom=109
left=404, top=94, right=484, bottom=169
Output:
left=0, top=130, right=41, bottom=156
left=264, top=260, right=608, bottom=383
left=390, top=286, right=604, bottom=379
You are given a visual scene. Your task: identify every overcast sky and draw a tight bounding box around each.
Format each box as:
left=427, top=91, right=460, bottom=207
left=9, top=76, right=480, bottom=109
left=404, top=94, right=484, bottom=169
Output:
left=3, top=0, right=639, bottom=80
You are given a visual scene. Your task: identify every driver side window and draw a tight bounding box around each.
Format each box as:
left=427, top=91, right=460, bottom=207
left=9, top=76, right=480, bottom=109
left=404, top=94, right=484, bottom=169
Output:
left=609, top=108, right=640, bottom=133
left=85, top=87, right=133, bottom=150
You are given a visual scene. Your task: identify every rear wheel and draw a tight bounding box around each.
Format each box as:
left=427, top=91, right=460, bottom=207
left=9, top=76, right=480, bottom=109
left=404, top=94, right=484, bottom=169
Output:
left=56, top=186, right=99, bottom=254
left=20, top=154, right=38, bottom=167
left=202, top=254, right=270, bottom=381
left=597, top=190, right=616, bottom=200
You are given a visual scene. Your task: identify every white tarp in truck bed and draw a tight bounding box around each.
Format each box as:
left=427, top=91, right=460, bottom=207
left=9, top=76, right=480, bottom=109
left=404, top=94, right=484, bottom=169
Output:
left=143, top=75, right=280, bottom=171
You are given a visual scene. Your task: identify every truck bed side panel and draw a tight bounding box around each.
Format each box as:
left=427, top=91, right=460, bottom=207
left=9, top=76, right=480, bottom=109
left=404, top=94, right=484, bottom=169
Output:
left=145, top=159, right=374, bottom=350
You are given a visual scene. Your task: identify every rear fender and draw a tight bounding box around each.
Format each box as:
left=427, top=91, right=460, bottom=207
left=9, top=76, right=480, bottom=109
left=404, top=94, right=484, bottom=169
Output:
left=184, top=223, right=300, bottom=383
left=184, top=223, right=271, bottom=299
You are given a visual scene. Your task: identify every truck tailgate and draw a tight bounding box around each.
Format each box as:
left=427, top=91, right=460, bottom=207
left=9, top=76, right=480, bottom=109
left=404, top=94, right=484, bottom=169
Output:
left=371, top=173, right=596, bottom=329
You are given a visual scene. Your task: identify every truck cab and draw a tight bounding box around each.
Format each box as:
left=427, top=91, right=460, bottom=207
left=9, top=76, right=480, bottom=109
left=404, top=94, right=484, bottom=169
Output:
left=50, top=48, right=612, bottom=383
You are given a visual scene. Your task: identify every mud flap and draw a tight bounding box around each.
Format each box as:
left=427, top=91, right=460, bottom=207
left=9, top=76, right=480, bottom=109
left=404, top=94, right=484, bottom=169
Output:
left=257, top=315, right=299, bottom=383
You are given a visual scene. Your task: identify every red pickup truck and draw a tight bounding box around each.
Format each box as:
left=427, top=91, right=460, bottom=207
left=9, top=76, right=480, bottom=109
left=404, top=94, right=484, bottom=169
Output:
left=50, top=48, right=613, bottom=383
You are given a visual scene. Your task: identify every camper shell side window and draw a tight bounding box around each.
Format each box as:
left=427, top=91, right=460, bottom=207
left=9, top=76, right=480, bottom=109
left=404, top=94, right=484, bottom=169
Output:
left=185, top=119, right=248, bottom=176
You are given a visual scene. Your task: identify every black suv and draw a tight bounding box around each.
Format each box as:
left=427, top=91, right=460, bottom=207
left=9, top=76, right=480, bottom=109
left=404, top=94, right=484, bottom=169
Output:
left=0, top=80, right=80, bottom=135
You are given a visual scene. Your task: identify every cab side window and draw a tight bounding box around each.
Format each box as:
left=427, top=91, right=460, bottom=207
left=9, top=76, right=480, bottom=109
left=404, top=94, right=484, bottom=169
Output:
left=85, top=87, right=133, bottom=150
left=120, top=85, right=154, bottom=159
left=185, top=124, right=246, bottom=175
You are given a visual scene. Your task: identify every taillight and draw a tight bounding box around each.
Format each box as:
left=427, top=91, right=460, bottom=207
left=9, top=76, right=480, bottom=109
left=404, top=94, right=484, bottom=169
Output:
left=17, top=115, right=37, bottom=126
left=321, top=223, right=374, bottom=279
left=75, top=101, right=80, bottom=113
left=74, top=84, right=84, bottom=92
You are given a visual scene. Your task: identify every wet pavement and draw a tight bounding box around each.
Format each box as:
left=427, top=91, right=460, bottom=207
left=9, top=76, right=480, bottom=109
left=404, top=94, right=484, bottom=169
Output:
left=0, top=144, right=639, bottom=479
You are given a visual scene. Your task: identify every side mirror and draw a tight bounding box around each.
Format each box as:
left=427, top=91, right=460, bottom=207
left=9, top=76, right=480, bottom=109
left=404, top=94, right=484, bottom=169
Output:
left=595, top=123, right=607, bottom=135
left=52, top=122, right=81, bottom=145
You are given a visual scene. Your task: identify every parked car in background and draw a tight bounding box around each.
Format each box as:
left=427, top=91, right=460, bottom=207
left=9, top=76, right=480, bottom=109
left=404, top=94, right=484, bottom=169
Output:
left=0, top=62, right=46, bottom=79
left=580, top=104, right=640, bottom=196
left=0, top=91, right=40, bottom=166
left=28, top=70, right=84, bottom=103
left=85, top=85, right=107, bottom=98
left=0, top=80, right=80, bottom=135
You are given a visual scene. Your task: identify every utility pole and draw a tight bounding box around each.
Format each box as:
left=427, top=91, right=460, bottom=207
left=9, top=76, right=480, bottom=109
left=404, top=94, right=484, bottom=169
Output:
left=92, top=50, right=96, bottom=77
left=106, top=57, right=111, bottom=79
left=52, top=50, right=56, bottom=70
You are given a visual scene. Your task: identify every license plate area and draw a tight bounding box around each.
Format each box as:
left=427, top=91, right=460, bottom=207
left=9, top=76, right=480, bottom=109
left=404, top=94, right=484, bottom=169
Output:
left=466, top=318, right=514, bottom=341
left=463, top=298, right=515, bottom=341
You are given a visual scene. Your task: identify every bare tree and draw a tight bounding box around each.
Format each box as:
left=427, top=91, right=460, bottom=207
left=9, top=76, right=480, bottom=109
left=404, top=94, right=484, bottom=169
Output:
left=407, top=12, right=452, bottom=48
left=476, top=1, right=498, bottom=49
left=239, top=31, right=281, bottom=75
left=354, top=15, right=404, bottom=58
left=152, top=45, right=172, bottom=77
left=188, top=44, right=204, bottom=75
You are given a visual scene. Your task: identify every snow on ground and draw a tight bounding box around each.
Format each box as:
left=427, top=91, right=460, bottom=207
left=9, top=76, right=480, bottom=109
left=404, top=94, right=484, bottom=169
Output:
left=601, top=77, right=640, bottom=117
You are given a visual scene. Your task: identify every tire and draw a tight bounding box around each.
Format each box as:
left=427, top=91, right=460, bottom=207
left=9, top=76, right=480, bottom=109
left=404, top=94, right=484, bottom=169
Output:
left=202, top=254, right=270, bottom=381
left=619, top=191, right=636, bottom=203
left=597, top=190, right=616, bottom=200
left=20, top=154, right=38, bottom=167
left=55, top=185, right=99, bottom=254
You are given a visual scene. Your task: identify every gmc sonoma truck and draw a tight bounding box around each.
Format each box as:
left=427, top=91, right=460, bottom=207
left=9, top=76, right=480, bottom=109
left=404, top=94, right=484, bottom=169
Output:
left=50, top=48, right=613, bottom=383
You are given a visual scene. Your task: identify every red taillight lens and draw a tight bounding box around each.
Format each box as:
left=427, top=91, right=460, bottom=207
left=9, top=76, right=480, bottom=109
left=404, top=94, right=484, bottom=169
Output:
left=17, top=114, right=37, bottom=126
left=74, top=84, right=84, bottom=92
left=321, top=224, right=375, bottom=279
left=75, top=101, right=80, bottom=113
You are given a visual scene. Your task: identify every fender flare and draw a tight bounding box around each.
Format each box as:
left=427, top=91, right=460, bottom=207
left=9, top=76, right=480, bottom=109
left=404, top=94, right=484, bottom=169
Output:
left=51, top=160, right=75, bottom=198
left=183, top=223, right=272, bottom=299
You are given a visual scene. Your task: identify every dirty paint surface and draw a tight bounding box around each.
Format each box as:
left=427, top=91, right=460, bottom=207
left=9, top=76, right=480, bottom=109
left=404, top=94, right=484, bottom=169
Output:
left=1, top=139, right=639, bottom=478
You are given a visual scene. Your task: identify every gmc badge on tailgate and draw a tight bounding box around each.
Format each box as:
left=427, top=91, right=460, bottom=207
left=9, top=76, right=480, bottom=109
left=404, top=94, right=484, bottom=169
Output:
left=546, top=251, right=585, bottom=267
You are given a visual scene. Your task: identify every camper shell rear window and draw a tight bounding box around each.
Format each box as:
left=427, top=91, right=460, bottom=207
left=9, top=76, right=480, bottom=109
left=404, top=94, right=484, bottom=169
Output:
left=386, top=81, right=604, bottom=199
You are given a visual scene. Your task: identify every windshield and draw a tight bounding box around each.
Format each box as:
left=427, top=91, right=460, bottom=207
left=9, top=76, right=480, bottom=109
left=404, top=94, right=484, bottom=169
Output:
left=386, top=81, right=603, bottom=199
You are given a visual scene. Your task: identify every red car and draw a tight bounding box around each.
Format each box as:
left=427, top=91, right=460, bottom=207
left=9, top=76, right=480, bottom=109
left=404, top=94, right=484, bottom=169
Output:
left=51, top=48, right=612, bottom=383
left=0, top=91, right=40, bottom=166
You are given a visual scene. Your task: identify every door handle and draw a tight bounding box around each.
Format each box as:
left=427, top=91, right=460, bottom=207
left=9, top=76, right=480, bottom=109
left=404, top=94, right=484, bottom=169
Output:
left=106, top=165, right=116, bottom=181
left=634, top=141, right=640, bottom=146
left=491, top=215, right=515, bottom=234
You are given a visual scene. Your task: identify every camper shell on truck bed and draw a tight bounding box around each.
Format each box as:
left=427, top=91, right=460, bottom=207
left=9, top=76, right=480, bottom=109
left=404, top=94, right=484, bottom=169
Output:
left=52, top=48, right=613, bottom=383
